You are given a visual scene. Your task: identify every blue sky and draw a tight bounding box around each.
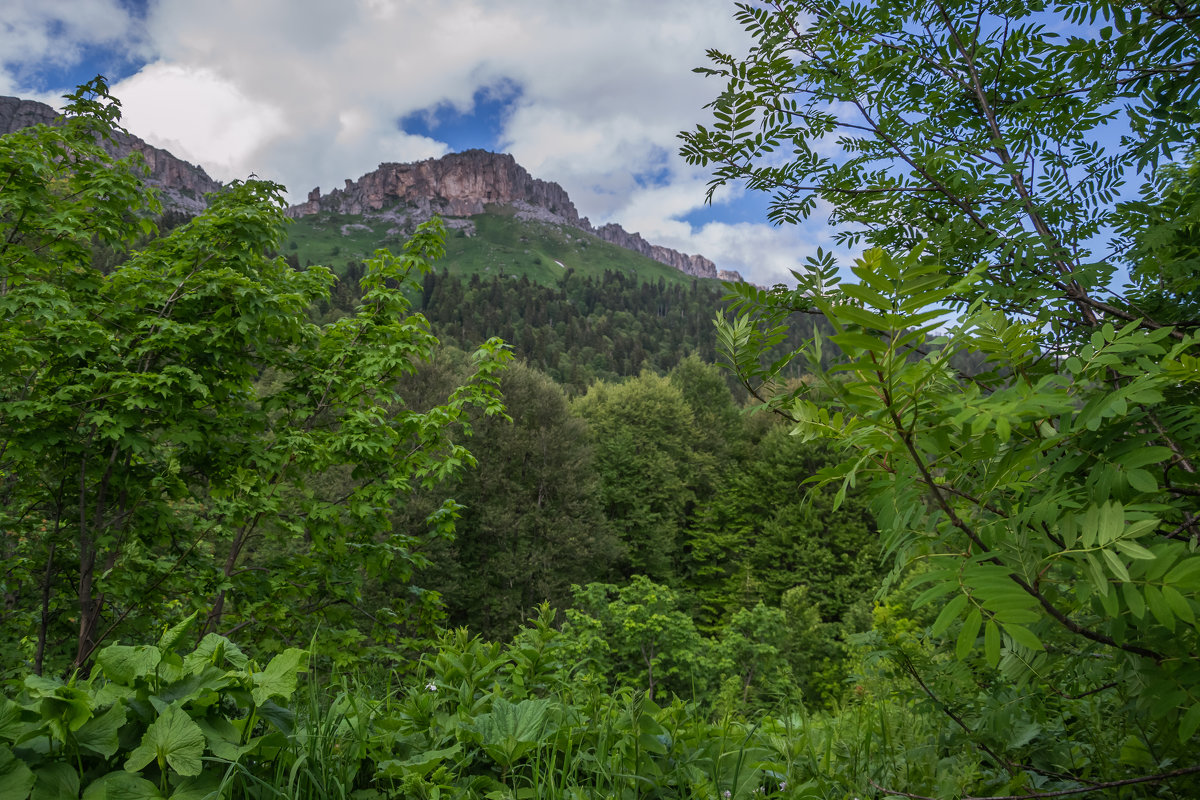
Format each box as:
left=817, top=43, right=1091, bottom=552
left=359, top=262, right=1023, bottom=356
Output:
left=399, top=84, right=522, bottom=156
left=1, top=0, right=834, bottom=286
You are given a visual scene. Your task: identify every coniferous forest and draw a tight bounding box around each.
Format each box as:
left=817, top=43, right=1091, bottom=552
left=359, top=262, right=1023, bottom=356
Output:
left=2, top=2, right=1200, bottom=799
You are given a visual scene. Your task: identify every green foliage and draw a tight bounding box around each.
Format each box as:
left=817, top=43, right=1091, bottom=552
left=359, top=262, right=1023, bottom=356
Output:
left=684, top=428, right=879, bottom=619
left=0, top=620, right=307, bottom=800
left=573, top=374, right=706, bottom=581
left=684, top=0, right=1197, bottom=331
left=668, top=354, right=747, bottom=477
left=688, top=0, right=1200, bottom=794
left=421, top=268, right=747, bottom=393
left=700, top=122, right=1200, bottom=800
left=319, top=264, right=831, bottom=395
left=1116, top=146, right=1200, bottom=324
left=286, top=209, right=694, bottom=288
left=401, top=361, right=623, bottom=640
left=0, top=80, right=510, bottom=677
left=0, top=604, right=1045, bottom=800
left=341, top=608, right=812, bottom=799
left=717, top=220, right=1200, bottom=795
left=564, top=577, right=719, bottom=703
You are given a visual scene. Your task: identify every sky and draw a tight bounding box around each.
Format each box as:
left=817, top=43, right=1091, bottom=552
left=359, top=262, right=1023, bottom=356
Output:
left=0, top=0, right=845, bottom=286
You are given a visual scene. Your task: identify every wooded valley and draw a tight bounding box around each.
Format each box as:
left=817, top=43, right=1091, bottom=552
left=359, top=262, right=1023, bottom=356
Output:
left=2, top=1, right=1199, bottom=798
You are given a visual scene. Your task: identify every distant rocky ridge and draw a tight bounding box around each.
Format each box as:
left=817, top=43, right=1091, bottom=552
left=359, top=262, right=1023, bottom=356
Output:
left=0, top=95, right=222, bottom=214
left=288, top=150, right=742, bottom=282
left=1, top=95, right=739, bottom=282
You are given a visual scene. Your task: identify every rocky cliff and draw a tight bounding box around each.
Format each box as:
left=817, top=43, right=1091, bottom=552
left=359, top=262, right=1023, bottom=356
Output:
left=592, top=223, right=719, bottom=280
left=289, top=150, right=586, bottom=227
left=290, top=150, right=741, bottom=282
left=0, top=95, right=222, bottom=214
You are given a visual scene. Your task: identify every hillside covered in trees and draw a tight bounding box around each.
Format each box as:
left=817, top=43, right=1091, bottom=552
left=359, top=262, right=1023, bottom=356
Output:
left=2, top=0, right=1199, bottom=797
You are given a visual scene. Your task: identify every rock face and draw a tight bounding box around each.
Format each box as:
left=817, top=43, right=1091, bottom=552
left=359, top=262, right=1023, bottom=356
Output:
left=289, top=150, right=586, bottom=225
left=0, top=95, right=57, bottom=132
left=592, top=223, right=719, bottom=280
left=0, top=95, right=222, bottom=214
left=290, top=149, right=738, bottom=281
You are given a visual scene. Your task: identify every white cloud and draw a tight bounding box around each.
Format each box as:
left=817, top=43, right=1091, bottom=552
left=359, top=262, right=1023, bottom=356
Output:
left=664, top=221, right=839, bottom=287
left=113, top=64, right=288, bottom=179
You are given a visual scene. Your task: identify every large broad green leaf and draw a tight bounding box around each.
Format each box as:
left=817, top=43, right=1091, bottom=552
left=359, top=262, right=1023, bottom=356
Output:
left=472, top=697, right=556, bottom=767
left=32, top=763, right=79, bottom=800
left=181, top=635, right=247, bottom=673
left=196, top=717, right=283, bottom=762
left=81, top=771, right=163, bottom=800
left=0, top=699, right=25, bottom=744
left=165, top=772, right=222, bottom=800
left=96, top=646, right=162, bottom=686
left=75, top=703, right=127, bottom=759
left=376, top=744, right=462, bottom=779
left=195, top=717, right=239, bottom=762
left=153, top=666, right=234, bottom=709
left=250, top=649, right=307, bottom=707
left=156, top=613, right=199, bottom=656
left=0, top=745, right=35, bottom=800
left=28, top=682, right=94, bottom=740
left=124, top=704, right=206, bottom=778
left=252, top=700, right=295, bottom=737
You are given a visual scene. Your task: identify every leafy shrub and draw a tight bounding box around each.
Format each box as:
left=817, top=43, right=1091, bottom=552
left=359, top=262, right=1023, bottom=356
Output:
left=0, top=613, right=306, bottom=799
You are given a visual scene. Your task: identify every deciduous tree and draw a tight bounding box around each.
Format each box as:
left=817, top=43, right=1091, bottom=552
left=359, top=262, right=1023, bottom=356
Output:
left=684, top=1, right=1200, bottom=795
left=0, top=79, right=509, bottom=677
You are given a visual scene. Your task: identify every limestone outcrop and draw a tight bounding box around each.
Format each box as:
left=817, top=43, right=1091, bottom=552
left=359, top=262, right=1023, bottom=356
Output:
left=290, top=150, right=737, bottom=281
left=592, top=223, right=719, bottom=280
left=0, top=95, right=222, bottom=214
left=288, top=150, right=586, bottom=226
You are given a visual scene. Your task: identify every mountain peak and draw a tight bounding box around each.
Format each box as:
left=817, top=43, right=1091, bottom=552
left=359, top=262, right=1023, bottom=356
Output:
left=288, top=151, right=741, bottom=282
left=289, top=149, right=585, bottom=226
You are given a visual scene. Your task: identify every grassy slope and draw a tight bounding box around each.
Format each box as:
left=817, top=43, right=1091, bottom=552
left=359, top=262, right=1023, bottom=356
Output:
left=284, top=205, right=701, bottom=287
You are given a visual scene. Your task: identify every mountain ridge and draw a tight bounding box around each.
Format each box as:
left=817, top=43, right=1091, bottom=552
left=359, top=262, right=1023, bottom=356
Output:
left=0, top=94, right=741, bottom=283
left=288, top=150, right=743, bottom=282
left=0, top=95, right=222, bottom=214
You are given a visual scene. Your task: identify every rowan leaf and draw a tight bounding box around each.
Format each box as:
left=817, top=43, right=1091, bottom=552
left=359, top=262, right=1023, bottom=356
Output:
left=1181, top=704, right=1200, bottom=743
left=1005, top=624, right=1043, bottom=652
left=957, top=608, right=982, bottom=660
left=1102, top=548, right=1131, bottom=582
left=931, top=593, right=969, bottom=637
left=984, top=619, right=1001, bottom=667
left=1123, top=583, right=1147, bottom=620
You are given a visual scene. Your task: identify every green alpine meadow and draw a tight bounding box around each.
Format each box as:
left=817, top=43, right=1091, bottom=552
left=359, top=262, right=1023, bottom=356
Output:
left=1, top=1, right=1198, bottom=798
